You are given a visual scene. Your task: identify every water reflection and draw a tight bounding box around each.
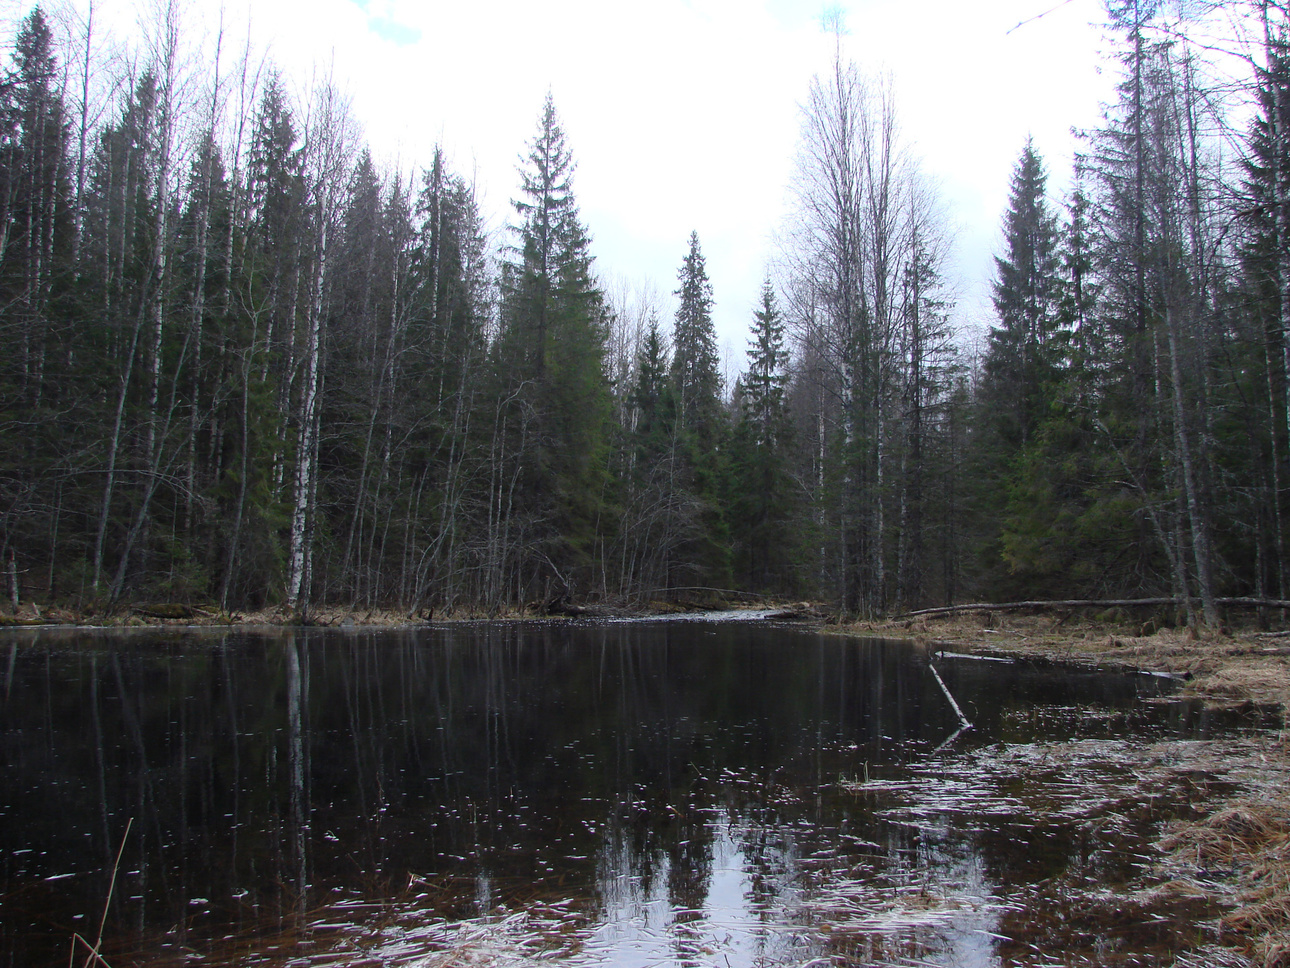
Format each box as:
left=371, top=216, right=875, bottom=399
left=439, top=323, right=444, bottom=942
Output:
left=0, top=622, right=1245, bottom=967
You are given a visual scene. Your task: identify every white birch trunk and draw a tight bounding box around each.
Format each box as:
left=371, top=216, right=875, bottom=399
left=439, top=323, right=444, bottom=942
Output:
left=286, top=217, right=326, bottom=611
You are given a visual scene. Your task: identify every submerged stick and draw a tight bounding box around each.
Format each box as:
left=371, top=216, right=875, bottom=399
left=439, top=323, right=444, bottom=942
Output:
left=73, top=817, right=132, bottom=968
left=928, top=662, right=971, bottom=731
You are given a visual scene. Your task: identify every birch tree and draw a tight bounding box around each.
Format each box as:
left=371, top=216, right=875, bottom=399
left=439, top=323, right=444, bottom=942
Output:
left=783, top=47, right=934, bottom=615
left=285, top=75, right=355, bottom=613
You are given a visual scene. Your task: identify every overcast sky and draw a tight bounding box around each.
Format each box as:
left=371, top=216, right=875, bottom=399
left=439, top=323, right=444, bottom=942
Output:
left=42, top=0, right=1125, bottom=373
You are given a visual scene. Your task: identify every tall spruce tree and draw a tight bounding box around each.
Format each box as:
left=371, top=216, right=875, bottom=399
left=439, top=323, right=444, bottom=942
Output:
left=618, top=316, right=690, bottom=597
left=405, top=150, right=492, bottom=612
left=0, top=7, right=74, bottom=604
left=1239, top=43, right=1290, bottom=600
left=983, top=140, right=1061, bottom=452
left=1088, top=17, right=1220, bottom=625
left=743, top=279, right=788, bottom=446
left=496, top=94, right=612, bottom=603
left=663, top=230, right=730, bottom=590
left=895, top=217, right=954, bottom=611
left=82, top=70, right=162, bottom=598
left=970, top=141, right=1064, bottom=599
left=671, top=231, right=722, bottom=443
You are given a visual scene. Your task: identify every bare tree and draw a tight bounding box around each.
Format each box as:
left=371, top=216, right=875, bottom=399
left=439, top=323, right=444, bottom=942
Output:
left=781, top=41, right=946, bottom=616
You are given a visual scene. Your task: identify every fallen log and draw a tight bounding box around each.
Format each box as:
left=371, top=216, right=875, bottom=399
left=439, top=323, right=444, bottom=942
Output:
left=903, top=597, right=1290, bottom=619
left=904, top=599, right=1178, bottom=618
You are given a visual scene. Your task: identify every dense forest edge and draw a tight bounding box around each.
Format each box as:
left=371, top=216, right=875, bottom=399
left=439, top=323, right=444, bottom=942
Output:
left=6, top=1, right=1290, bottom=631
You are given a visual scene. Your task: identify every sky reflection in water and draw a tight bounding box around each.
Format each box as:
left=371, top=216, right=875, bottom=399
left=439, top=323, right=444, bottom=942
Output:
left=0, top=622, right=1240, bottom=967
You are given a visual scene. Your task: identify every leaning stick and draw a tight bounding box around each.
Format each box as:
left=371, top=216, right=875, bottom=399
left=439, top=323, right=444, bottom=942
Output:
left=928, top=661, right=971, bottom=730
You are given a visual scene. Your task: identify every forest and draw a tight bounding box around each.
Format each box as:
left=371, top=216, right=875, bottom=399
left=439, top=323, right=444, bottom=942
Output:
left=1, top=0, right=1289, bottom=626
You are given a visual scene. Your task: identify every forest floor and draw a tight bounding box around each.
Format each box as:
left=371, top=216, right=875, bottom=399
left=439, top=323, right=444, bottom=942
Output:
left=840, top=610, right=1290, bottom=968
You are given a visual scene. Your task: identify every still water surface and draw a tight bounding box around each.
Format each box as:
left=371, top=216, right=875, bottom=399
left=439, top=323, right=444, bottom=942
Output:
left=0, top=620, right=1256, bottom=966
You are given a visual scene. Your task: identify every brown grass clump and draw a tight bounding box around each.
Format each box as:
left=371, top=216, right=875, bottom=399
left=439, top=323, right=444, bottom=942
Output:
left=1165, top=798, right=1290, bottom=967
left=841, top=610, right=1290, bottom=965
left=1164, top=803, right=1290, bottom=865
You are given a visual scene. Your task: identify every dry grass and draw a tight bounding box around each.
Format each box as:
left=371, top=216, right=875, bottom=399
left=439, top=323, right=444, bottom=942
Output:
left=841, top=609, right=1290, bottom=968
left=844, top=610, right=1290, bottom=710
left=1162, top=797, right=1290, bottom=967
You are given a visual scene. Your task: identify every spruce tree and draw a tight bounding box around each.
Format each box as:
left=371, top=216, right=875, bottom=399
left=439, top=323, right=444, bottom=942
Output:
left=670, top=230, right=722, bottom=443
left=0, top=7, right=75, bottom=604
left=629, top=317, right=673, bottom=462
left=496, top=94, right=613, bottom=602
left=743, top=279, right=788, bottom=446
left=1087, top=20, right=1220, bottom=623
left=968, top=141, right=1064, bottom=600
left=984, top=139, right=1061, bottom=452
left=728, top=281, right=796, bottom=593
left=1237, top=48, right=1290, bottom=599
left=404, top=150, right=492, bottom=611
left=662, top=230, right=730, bottom=591
left=618, top=316, right=689, bottom=597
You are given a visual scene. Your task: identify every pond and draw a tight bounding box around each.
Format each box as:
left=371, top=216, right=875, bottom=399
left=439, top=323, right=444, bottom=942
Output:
left=0, top=620, right=1273, bottom=967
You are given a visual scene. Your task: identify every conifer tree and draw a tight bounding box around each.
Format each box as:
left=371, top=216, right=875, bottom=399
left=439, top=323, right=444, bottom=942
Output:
left=659, top=230, right=730, bottom=590
left=0, top=8, right=71, bottom=411
left=729, top=280, right=796, bottom=592
left=0, top=7, right=75, bottom=603
left=1088, top=18, right=1220, bottom=624
left=983, top=140, right=1062, bottom=453
left=742, top=279, right=788, bottom=446
left=618, top=316, right=689, bottom=597
left=630, top=317, right=673, bottom=462
left=969, top=141, right=1065, bottom=599
left=496, top=94, right=613, bottom=602
left=895, top=218, right=953, bottom=610
left=670, top=230, right=722, bottom=444
left=404, top=150, right=491, bottom=611
left=1238, top=45, right=1290, bottom=599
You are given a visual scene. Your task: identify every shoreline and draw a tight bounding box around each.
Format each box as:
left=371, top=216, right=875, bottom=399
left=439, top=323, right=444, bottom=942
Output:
left=5, top=603, right=1290, bottom=963
left=838, top=611, right=1290, bottom=967
left=5, top=601, right=1289, bottom=714
left=837, top=611, right=1290, bottom=715
left=6, top=601, right=1289, bottom=712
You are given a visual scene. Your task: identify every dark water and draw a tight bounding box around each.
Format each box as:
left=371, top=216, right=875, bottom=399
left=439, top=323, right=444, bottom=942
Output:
left=0, top=621, right=1267, bottom=967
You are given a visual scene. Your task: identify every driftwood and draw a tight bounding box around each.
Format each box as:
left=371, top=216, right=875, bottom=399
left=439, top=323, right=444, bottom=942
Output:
left=904, top=597, right=1290, bottom=619
left=642, top=586, right=765, bottom=601
left=130, top=603, right=224, bottom=620
left=765, top=604, right=827, bottom=621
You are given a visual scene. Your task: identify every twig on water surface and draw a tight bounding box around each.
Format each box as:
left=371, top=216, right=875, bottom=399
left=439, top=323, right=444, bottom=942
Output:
left=70, top=817, right=132, bottom=968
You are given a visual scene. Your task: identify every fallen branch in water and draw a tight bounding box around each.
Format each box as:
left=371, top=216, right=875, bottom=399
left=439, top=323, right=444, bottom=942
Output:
left=927, top=661, right=971, bottom=731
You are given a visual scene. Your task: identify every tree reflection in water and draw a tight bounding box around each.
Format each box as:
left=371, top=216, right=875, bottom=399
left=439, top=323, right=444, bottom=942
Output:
left=0, top=622, right=1207, bottom=966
